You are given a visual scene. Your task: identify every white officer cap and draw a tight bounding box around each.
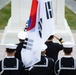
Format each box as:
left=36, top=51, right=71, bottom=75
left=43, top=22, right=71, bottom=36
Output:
left=18, top=31, right=26, bottom=40
left=5, top=43, right=17, bottom=49
left=62, top=42, right=75, bottom=48
left=41, top=44, right=47, bottom=52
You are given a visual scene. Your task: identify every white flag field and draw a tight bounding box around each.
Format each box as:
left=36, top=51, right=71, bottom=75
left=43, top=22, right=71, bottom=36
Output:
left=21, top=0, right=55, bottom=68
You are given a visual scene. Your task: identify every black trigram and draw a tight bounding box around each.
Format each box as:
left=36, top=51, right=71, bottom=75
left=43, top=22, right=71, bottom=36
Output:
left=23, top=38, right=34, bottom=50
left=38, top=18, right=42, bottom=38
left=45, top=1, right=53, bottom=19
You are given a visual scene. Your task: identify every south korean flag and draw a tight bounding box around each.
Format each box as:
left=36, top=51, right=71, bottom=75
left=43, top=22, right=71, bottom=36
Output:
left=21, top=31, right=42, bottom=68
left=21, top=0, right=55, bottom=68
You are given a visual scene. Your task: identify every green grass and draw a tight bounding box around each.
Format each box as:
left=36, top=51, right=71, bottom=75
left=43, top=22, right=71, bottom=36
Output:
left=0, top=3, right=76, bottom=30
left=65, top=6, right=76, bottom=30
left=0, top=2, right=11, bottom=29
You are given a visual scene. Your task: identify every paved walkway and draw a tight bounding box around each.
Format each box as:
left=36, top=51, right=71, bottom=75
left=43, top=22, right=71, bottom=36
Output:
left=0, top=30, right=76, bottom=60
left=0, top=0, right=10, bottom=10
left=65, top=0, right=76, bottom=14
left=0, top=30, right=4, bottom=43
left=0, top=30, right=76, bottom=43
left=72, top=30, right=76, bottom=43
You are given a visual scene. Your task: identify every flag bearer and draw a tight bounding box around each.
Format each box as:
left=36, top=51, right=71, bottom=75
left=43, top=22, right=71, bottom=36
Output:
left=15, top=31, right=29, bottom=75
left=30, top=44, right=54, bottom=75
left=15, top=31, right=26, bottom=60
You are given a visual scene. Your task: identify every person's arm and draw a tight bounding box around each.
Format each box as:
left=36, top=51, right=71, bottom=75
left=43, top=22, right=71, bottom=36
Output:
left=19, top=60, right=25, bottom=70
left=54, top=36, right=64, bottom=43
left=48, top=58, right=54, bottom=75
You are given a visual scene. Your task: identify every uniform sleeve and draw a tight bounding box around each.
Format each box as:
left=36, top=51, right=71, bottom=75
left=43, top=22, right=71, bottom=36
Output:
left=48, top=58, right=54, bottom=75
left=19, top=61, right=25, bottom=70
left=54, top=60, right=59, bottom=75
left=56, top=43, right=63, bottom=51
left=59, top=38, right=64, bottom=43
left=15, top=44, right=21, bottom=60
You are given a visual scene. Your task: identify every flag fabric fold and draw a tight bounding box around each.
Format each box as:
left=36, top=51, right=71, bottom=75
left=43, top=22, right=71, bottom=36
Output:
left=21, top=0, right=42, bottom=68
left=27, top=0, right=38, bottom=31
left=21, top=0, right=55, bottom=68
left=38, top=0, right=55, bottom=42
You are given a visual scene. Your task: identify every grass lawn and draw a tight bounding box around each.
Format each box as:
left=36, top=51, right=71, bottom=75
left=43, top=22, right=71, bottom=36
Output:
left=0, top=3, right=76, bottom=30
left=0, top=2, right=11, bottom=29
left=65, top=6, right=76, bottom=30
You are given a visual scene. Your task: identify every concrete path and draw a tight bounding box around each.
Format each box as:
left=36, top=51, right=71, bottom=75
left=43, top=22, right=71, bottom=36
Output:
left=0, top=30, right=4, bottom=43
left=72, top=30, right=76, bottom=43
left=0, top=0, right=10, bottom=10
left=0, top=30, right=76, bottom=60
left=0, top=30, right=75, bottom=44
left=65, top=0, right=76, bottom=14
